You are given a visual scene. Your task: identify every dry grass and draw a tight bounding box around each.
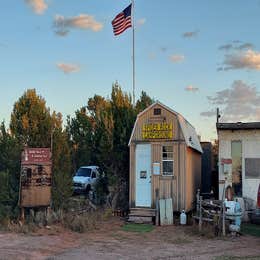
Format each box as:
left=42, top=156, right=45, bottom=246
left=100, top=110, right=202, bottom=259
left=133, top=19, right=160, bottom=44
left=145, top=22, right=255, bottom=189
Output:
left=103, top=208, right=113, bottom=220
left=62, top=210, right=105, bottom=233
left=0, top=220, right=37, bottom=234
left=185, top=222, right=216, bottom=239
left=1, top=206, right=112, bottom=234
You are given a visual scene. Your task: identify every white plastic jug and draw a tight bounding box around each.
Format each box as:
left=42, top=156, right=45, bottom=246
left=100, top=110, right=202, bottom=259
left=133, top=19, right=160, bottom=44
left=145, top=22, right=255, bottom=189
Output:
left=180, top=210, right=187, bottom=225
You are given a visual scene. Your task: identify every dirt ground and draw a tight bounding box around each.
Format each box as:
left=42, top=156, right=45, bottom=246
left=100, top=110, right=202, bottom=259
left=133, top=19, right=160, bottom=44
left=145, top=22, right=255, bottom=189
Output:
left=0, top=218, right=260, bottom=260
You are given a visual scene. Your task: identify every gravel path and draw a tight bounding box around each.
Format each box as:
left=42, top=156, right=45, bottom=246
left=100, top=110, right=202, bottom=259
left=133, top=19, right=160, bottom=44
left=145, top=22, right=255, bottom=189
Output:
left=0, top=219, right=260, bottom=260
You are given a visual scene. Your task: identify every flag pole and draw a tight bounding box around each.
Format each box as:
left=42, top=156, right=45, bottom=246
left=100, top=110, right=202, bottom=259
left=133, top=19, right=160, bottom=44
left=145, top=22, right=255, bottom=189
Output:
left=131, top=0, right=135, bottom=105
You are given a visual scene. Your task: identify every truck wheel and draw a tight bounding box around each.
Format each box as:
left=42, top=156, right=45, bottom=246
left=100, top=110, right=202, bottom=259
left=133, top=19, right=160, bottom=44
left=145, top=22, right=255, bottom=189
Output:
left=86, top=185, right=91, bottom=194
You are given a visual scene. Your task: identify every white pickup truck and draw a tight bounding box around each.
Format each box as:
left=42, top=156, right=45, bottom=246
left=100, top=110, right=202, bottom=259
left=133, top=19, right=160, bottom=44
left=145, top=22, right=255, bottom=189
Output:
left=73, top=166, right=101, bottom=194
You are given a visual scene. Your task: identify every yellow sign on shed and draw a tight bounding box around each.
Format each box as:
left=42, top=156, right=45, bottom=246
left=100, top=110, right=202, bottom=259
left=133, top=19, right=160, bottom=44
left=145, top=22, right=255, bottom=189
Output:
left=142, top=123, right=173, bottom=139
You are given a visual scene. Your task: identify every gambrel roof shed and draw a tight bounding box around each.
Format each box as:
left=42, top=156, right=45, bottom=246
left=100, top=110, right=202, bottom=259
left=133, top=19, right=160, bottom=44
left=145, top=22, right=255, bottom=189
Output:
left=129, top=101, right=202, bottom=153
left=128, top=101, right=202, bottom=215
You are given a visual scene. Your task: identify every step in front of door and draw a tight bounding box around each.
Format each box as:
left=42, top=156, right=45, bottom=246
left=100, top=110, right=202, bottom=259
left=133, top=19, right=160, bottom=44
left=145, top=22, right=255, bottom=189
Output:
left=127, top=216, right=153, bottom=224
left=129, top=208, right=156, bottom=217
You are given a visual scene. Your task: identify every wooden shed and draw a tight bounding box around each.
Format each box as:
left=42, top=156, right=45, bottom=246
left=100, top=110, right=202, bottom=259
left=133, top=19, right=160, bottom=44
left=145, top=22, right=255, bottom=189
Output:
left=128, top=102, right=202, bottom=219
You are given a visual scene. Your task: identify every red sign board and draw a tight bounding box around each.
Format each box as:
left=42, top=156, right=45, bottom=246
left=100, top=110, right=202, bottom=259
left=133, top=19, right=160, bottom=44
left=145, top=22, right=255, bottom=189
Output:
left=221, top=158, right=232, bottom=164
left=21, top=148, right=51, bottom=165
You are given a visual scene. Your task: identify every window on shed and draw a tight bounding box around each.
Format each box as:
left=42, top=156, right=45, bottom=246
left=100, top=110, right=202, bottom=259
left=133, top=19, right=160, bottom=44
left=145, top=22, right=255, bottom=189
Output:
left=245, top=158, right=260, bottom=179
left=162, top=146, right=173, bottom=176
left=154, top=108, right=161, bottom=115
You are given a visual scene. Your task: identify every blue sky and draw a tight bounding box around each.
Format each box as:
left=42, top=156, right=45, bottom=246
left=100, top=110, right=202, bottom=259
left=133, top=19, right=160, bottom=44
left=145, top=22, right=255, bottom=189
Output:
left=1, top=0, right=260, bottom=141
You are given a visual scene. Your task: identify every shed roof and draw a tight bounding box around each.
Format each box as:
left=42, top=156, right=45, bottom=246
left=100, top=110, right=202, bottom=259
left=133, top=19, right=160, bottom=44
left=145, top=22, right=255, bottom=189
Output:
left=129, top=101, right=202, bottom=153
left=217, top=122, right=260, bottom=130
left=177, top=114, right=202, bottom=153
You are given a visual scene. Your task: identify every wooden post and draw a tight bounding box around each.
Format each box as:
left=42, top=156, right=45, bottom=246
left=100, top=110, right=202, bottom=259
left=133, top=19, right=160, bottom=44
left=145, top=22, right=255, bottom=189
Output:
left=221, top=182, right=226, bottom=236
left=199, top=196, right=202, bottom=232
left=196, top=189, right=200, bottom=215
left=155, top=188, right=159, bottom=226
left=20, top=207, right=25, bottom=223
left=222, top=201, right=226, bottom=236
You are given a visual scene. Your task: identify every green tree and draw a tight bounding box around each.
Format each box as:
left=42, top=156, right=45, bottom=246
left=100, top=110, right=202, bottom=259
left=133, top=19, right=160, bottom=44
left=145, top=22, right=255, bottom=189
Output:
left=110, top=83, right=135, bottom=172
left=0, top=171, right=11, bottom=220
left=51, top=126, right=72, bottom=210
left=9, top=89, right=72, bottom=211
left=67, top=108, right=93, bottom=171
left=0, top=122, right=21, bottom=220
left=109, top=83, right=136, bottom=209
left=10, top=89, right=53, bottom=147
left=135, top=91, right=154, bottom=114
left=87, top=95, right=114, bottom=170
left=67, top=85, right=154, bottom=209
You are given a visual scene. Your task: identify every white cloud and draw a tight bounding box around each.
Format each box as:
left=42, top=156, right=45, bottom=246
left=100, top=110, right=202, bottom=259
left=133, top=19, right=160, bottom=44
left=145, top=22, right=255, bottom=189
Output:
left=56, top=63, right=80, bottom=74
left=148, top=52, right=156, bottom=60
left=169, top=54, right=185, bottom=63
left=219, top=42, right=254, bottom=52
left=137, top=18, right=146, bottom=26
left=218, top=44, right=233, bottom=51
left=55, top=30, right=69, bottom=37
left=25, top=0, right=48, bottom=15
left=185, top=85, right=199, bottom=92
left=222, top=49, right=260, bottom=71
left=201, top=80, right=260, bottom=121
left=182, top=30, right=199, bottom=38
left=200, top=110, right=216, bottom=117
left=160, top=47, right=167, bottom=52
left=0, top=42, right=7, bottom=48
left=237, top=43, right=254, bottom=50
left=54, top=14, right=103, bottom=36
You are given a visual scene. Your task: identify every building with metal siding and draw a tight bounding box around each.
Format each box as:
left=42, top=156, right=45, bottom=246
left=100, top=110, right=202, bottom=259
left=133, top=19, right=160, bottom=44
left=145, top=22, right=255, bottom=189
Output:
left=200, top=142, right=213, bottom=195
left=217, top=122, right=260, bottom=207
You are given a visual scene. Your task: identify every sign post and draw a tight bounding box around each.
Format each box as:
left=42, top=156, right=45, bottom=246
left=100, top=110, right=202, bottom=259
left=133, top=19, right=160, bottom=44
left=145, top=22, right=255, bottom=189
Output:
left=19, top=148, right=52, bottom=210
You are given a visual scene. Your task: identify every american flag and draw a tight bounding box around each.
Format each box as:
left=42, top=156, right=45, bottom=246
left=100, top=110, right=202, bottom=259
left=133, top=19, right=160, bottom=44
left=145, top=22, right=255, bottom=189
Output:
left=112, top=4, right=132, bottom=36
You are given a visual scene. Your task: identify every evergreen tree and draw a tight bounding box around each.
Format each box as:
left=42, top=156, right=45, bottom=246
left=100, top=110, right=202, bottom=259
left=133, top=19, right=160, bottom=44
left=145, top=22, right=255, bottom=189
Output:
left=110, top=83, right=135, bottom=174
left=10, top=89, right=53, bottom=147
left=67, top=108, right=93, bottom=171
left=67, top=85, right=154, bottom=208
left=9, top=89, right=72, bottom=211
left=135, top=91, right=154, bottom=114
left=109, top=83, right=136, bottom=208
left=51, top=125, right=72, bottom=210
left=0, top=122, right=21, bottom=220
left=87, top=95, right=114, bottom=170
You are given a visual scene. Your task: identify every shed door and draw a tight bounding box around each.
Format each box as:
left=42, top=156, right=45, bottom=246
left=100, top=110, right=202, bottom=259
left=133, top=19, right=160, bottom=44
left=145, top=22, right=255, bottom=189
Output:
left=136, top=144, right=151, bottom=207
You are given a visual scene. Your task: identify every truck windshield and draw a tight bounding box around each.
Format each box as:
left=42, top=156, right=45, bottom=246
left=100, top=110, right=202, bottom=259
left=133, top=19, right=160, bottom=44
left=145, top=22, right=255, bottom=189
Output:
left=76, top=168, right=91, bottom=177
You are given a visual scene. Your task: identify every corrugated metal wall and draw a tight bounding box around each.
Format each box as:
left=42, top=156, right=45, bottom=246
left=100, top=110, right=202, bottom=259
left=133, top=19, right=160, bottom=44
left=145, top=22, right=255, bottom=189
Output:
left=218, top=130, right=260, bottom=204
